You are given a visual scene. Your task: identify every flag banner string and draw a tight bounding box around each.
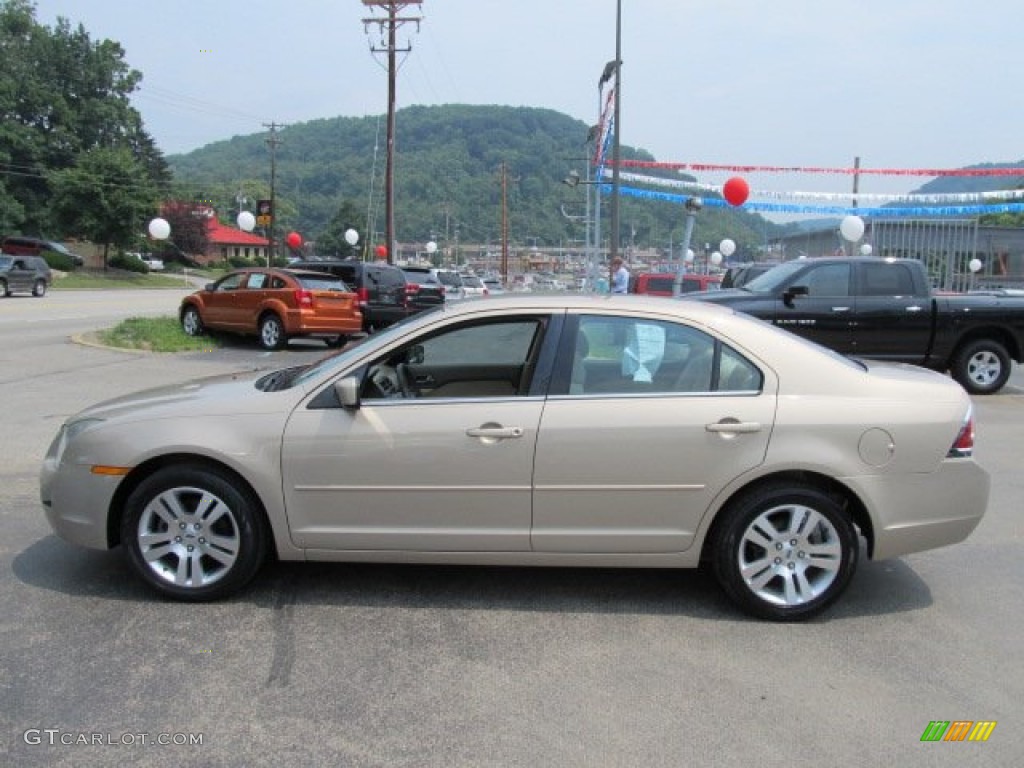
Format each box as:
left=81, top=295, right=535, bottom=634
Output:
left=612, top=170, right=1024, bottom=204
left=605, top=184, right=1024, bottom=217
left=613, top=159, right=1024, bottom=177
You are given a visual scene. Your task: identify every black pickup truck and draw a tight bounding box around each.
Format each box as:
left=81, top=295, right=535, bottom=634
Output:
left=685, top=257, right=1024, bottom=394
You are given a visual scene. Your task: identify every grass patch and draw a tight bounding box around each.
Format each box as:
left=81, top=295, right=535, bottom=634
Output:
left=54, top=269, right=206, bottom=290
left=98, top=316, right=221, bottom=352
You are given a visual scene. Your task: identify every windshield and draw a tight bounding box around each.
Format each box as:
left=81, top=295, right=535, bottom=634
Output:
left=742, top=261, right=805, bottom=293
left=288, top=308, right=443, bottom=389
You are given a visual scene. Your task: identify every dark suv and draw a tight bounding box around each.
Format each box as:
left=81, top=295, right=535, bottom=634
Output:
left=289, top=260, right=408, bottom=332
left=1, top=236, right=84, bottom=267
left=400, top=267, right=446, bottom=312
left=0, top=254, right=52, bottom=297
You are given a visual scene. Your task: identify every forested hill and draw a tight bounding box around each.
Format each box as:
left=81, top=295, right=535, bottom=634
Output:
left=167, top=104, right=782, bottom=255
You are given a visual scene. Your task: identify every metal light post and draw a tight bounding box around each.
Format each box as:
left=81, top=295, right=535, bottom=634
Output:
left=673, top=197, right=702, bottom=297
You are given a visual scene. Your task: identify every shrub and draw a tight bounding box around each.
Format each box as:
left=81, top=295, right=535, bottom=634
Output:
left=41, top=250, right=76, bottom=272
left=108, top=253, right=150, bottom=273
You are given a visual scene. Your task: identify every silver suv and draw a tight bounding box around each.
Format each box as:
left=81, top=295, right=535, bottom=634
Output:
left=0, top=254, right=52, bottom=297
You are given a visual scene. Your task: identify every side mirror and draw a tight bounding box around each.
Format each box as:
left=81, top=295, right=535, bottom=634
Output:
left=204, top=282, right=215, bottom=291
left=783, top=285, right=808, bottom=308
left=333, top=376, right=362, bottom=409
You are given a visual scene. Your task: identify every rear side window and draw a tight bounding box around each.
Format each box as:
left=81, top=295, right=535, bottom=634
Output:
left=861, top=262, right=917, bottom=296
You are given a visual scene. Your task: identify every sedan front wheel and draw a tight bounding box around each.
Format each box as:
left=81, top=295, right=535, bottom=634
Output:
left=121, top=465, right=268, bottom=600
left=181, top=306, right=204, bottom=336
left=712, top=483, right=858, bottom=620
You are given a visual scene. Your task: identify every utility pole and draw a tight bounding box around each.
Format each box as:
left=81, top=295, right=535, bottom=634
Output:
left=362, top=1, right=422, bottom=264
left=263, top=122, right=284, bottom=266
left=500, top=162, right=509, bottom=283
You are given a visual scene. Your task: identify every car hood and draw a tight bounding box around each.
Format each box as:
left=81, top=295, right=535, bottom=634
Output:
left=71, top=369, right=291, bottom=425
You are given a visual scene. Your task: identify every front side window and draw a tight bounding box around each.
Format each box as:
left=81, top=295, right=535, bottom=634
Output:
left=564, top=315, right=762, bottom=395
left=362, top=318, right=546, bottom=400
left=215, top=274, right=245, bottom=291
left=800, top=264, right=851, bottom=297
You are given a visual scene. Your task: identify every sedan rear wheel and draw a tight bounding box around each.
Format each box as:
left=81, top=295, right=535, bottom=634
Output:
left=181, top=305, right=204, bottom=336
left=259, top=313, right=286, bottom=350
left=712, top=484, right=858, bottom=620
left=121, top=465, right=268, bottom=600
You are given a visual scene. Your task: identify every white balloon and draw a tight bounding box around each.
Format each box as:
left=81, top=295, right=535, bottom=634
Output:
left=344, top=228, right=359, bottom=246
left=839, top=215, right=865, bottom=243
left=148, top=217, right=170, bottom=240
left=237, top=211, right=255, bottom=232
left=710, top=251, right=722, bottom=266
left=859, top=243, right=873, bottom=256
left=969, top=258, right=982, bottom=273
left=684, top=249, right=694, bottom=263
left=719, top=238, right=736, bottom=258
left=426, top=241, right=438, bottom=254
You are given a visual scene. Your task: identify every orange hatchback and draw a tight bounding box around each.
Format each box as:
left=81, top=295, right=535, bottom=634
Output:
left=180, top=268, right=362, bottom=350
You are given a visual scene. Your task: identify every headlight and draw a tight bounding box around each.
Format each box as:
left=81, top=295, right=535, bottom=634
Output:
left=45, top=418, right=105, bottom=465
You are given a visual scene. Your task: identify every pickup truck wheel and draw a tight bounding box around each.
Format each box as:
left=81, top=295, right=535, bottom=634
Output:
left=712, top=484, right=858, bottom=621
left=0, top=279, right=8, bottom=297
left=952, top=339, right=1010, bottom=395
left=32, top=279, right=47, bottom=297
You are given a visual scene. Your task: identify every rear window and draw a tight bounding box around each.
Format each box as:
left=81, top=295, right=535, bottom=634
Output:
left=403, top=271, right=440, bottom=286
left=436, top=271, right=462, bottom=288
left=294, top=275, right=351, bottom=291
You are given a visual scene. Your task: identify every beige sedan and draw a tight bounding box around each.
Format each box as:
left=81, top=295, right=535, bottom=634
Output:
left=40, top=295, right=989, bottom=620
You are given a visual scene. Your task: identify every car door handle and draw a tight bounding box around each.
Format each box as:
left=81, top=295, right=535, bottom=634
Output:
left=412, top=374, right=435, bottom=385
left=705, top=420, right=762, bottom=434
left=466, top=426, right=524, bottom=439
left=831, top=306, right=851, bottom=312
left=905, top=305, right=923, bottom=312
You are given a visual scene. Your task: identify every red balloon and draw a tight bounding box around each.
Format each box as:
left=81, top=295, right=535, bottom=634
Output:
left=375, top=244, right=387, bottom=258
left=722, top=176, right=750, bottom=207
left=285, top=231, right=302, bottom=248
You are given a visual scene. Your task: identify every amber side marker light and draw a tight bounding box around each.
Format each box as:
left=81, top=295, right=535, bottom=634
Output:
left=90, top=465, right=132, bottom=476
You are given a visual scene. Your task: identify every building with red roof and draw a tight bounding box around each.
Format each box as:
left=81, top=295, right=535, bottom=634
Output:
left=203, top=216, right=270, bottom=265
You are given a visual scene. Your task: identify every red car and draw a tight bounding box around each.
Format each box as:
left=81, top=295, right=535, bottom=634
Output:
left=180, top=268, right=362, bottom=350
left=631, top=272, right=722, bottom=296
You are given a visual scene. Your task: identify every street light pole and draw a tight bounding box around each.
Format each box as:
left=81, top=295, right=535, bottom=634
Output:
left=673, top=197, right=702, bottom=297
left=609, top=0, right=622, bottom=264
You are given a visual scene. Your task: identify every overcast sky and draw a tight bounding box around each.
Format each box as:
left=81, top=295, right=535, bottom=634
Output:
left=30, top=0, right=1024, bottom=209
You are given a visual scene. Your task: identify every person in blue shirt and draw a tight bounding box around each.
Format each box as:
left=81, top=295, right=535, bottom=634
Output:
left=610, top=257, right=630, bottom=293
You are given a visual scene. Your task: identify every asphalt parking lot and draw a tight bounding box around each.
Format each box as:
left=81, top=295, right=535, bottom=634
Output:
left=1, top=291, right=1022, bottom=766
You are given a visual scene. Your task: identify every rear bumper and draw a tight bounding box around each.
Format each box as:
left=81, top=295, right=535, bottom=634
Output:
left=846, top=460, right=990, bottom=560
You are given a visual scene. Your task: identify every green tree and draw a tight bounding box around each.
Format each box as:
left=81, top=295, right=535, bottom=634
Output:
left=314, top=199, right=367, bottom=258
left=49, top=147, right=159, bottom=267
left=0, top=0, right=168, bottom=235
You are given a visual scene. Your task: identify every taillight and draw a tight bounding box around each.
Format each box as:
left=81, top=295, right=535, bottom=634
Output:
left=357, top=286, right=369, bottom=306
left=947, top=411, right=975, bottom=458
left=294, top=289, right=313, bottom=308
left=405, top=283, right=419, bottom=295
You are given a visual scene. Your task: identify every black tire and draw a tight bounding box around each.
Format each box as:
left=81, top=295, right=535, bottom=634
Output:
left=121, top=465, right=268, bottom=601
left=325, top=334, right=348, bottom=348
left=181, top=305, right=204, bottom=336
left=32, top=279, right=47, bottom=297
left=951, top=338, right=1011, bottom=395
left=258, top=313, right=286, bottom=350
left=712, top=483, right=859, bottom=621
